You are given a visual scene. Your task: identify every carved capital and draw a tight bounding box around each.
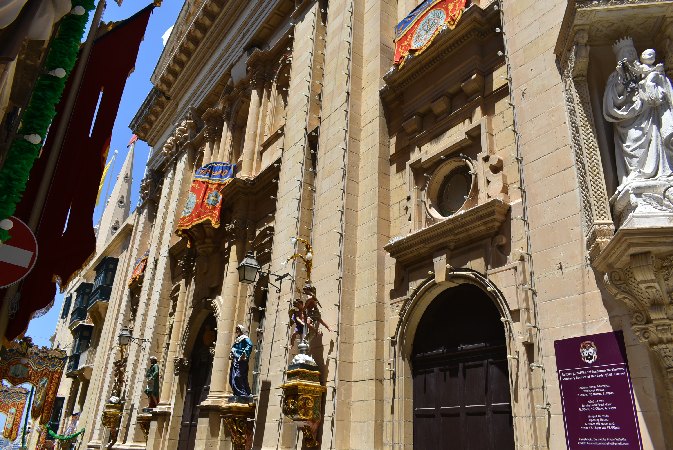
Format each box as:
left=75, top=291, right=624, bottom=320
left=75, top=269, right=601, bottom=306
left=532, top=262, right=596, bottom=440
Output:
left=571, top=29, right=590, bottom=80
left=202, top=108, right=223, bottom=143
left=604, top=250, right=673, bottom=380
left=139, top=169, right=162, bottom=205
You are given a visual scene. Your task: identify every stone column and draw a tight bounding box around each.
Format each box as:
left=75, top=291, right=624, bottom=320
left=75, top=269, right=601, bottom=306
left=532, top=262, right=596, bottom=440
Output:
left=157, top=277, right=189, bottom=406
left=202, top=108, right=222, bottom=166
left=218, top=105, right=233, bottom=163
left=206, top=217, right=246, bottom=400
left=240, top=69, right=264, bottom=178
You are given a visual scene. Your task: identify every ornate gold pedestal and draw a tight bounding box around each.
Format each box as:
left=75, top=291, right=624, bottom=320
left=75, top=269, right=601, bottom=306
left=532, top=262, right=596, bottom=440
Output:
left=221, top=400, right=254, bottom=450
left=101, top=402, right=123, bottom=429
left=280, top=363, right=326, bottom=448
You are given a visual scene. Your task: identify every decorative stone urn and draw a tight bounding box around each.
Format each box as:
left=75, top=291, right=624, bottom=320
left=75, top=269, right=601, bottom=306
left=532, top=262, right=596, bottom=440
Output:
left=280, top=345, right=326, bottom=448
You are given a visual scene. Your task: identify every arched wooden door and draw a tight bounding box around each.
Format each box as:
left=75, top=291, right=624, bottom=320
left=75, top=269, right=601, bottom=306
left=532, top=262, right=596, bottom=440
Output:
left=412, top=284, right=515, bottom=449
left=177, top=315, right=216, bottom=450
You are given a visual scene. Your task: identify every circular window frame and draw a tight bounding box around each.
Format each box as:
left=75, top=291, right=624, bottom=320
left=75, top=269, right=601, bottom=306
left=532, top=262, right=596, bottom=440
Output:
left=425, top=157, right=476, bottom=220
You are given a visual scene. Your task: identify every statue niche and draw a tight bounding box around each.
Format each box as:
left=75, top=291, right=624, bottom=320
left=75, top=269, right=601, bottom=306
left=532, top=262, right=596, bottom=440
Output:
left=603, top=37, right=673, bottom=227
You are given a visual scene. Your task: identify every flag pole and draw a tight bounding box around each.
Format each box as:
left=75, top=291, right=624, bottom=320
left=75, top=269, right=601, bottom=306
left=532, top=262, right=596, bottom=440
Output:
left=20, top=386, right=34, bottom=449
left=0, top=0, right=108, bottom=344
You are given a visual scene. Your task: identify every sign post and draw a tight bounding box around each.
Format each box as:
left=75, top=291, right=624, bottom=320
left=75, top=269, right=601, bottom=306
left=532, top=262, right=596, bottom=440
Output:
left=555, top=331, right=643, bottom=450
left=0, top=216, right=38, bottom=288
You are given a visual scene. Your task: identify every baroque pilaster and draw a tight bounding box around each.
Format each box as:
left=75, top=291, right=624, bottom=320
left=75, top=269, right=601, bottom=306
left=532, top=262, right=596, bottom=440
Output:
left=240, top=65, right=266, bottom=178
left=560, top=29, right=614, bottom=260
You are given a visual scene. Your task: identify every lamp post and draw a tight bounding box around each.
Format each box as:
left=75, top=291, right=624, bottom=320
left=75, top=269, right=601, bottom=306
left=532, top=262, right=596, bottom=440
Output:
left=237, top=252, right=290, bottom=292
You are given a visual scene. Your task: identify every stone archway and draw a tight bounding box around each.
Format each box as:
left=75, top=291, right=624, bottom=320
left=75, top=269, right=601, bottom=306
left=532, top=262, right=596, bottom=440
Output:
left=411, top=283, right=515, bottom=449
left=176, top=313, right=217, bottom=450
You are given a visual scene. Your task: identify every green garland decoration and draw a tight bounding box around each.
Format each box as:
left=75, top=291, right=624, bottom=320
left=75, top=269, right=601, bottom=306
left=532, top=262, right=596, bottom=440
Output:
left=0, top=0, right=97, bottom=242
left=45, top=425, right=85, bottom=441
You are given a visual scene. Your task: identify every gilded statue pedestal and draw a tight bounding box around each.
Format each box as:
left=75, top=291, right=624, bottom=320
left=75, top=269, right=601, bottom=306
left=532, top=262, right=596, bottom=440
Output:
left=101, top=402, right=123, bottom=430
left=280, top=362, right=326, bottom=448
left=221, top=398, right=255, bottom=450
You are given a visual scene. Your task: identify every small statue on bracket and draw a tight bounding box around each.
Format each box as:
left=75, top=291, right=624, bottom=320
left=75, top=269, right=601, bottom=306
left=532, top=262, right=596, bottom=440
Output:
left=302, top=283, right=331, bottom=341
left=144, top=356, right=160, bottom=409
left=229, top=324, right=253, bottom=399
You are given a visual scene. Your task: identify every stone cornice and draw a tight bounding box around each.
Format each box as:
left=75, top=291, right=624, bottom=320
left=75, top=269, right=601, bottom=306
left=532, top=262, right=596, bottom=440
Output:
left=594, top=226, right=673, bottom=272
left=384, top=199, right=510, bottom=266
left=555, top=0, right=673, bottom=69
left=131, top=0, right=294, bottom=146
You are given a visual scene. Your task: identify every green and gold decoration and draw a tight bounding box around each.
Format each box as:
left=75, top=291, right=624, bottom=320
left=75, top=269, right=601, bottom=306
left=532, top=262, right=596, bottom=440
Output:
left=0, top=337, right=67, bottom=424
left=0, top=385, right=29, bottom=441
left=0, top=0, right=97, bottom=242
left=45, top=425, right=85, bottom=441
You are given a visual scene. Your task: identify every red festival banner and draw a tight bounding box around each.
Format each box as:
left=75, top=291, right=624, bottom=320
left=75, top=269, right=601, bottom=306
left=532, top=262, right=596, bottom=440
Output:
left=176, top=162, right=236, bottom=239
left=394, top=0, right=466, bottom=66
left=128, top=249, right=149, bottom=287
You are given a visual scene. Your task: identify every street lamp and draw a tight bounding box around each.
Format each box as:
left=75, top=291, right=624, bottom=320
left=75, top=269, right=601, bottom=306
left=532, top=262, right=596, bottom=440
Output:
left=237, top=252, right=290, bottom=292
left=238, top=252, right=261, bottom=284
left=118, top=327, right=132, bottom=347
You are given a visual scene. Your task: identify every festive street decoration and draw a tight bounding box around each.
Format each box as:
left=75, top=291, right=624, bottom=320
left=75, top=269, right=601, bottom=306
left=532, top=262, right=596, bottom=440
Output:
left=394, top=0, right=466, bottom=66
left=0, top=0, right=96, bottom=243
left=0, top=338, right=66, bottom=424
left=7, top=4, right=155, bottom=341
left=0, top=386, right=29, bottom=441
left=45, top=425, right=85, bottom=441
left=176, top=162, right=236, bottom=240
left=128, top=250, right=150, bottom=287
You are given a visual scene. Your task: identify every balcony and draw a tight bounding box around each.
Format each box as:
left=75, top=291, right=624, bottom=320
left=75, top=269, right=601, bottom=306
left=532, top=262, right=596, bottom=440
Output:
left=65, top=348, right=94, bottom=380
left=65, top=354, right=80, bottom=377
left=68, top=305, right=88, bottom=327
left=88, top=285, right=111, bottom=324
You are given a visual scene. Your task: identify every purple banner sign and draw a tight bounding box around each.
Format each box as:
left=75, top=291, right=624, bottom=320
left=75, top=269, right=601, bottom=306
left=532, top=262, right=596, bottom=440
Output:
left=554, top=331, right=642, bottom=449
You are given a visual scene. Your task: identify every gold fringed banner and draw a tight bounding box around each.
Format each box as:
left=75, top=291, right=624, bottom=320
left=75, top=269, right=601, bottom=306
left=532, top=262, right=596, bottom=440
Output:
left=0, top=338, right=66, bottom=424
left=0, top=386, right=29, bottom=441
left=394, top=0, right=466, bottom=66
left=176, top=162, right=236, bottom=240
left=128, top=250, right=149, bottom=287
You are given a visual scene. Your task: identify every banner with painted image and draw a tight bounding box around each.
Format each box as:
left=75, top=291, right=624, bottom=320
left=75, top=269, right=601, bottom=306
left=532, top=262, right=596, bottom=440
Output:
left=176, top=162, right=236, bottom=236
left=0, top=339, right=66, bottom=424
left=0, top=385, right=29, bottom=440
left=394, top=0, right=467, bottom=66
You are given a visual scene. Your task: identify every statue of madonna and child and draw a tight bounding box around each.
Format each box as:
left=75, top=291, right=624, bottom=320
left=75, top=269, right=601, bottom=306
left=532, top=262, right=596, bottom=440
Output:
left=603, top=37, right=673, bottom=227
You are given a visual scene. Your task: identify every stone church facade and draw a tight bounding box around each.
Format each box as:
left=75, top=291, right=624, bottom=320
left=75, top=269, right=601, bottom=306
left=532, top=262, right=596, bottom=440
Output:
left=51, top=0, right=673, bottom=449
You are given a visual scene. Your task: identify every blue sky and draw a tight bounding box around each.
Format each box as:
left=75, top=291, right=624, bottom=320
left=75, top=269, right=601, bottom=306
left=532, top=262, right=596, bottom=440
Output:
left=25, top=0, right=183, bottom=349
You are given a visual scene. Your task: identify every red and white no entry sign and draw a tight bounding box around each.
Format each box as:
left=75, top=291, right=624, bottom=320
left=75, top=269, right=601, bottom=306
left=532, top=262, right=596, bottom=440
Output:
left=0, top=216, right=38, bottom=288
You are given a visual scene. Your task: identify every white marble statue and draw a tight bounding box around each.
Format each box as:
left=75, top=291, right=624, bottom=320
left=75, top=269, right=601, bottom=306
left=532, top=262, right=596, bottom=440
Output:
left=603, top=37, right=673, bottom=227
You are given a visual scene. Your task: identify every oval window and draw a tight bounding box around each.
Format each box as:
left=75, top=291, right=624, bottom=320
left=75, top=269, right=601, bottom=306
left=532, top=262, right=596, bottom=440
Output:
left=437, top=165, right=472, bottom=217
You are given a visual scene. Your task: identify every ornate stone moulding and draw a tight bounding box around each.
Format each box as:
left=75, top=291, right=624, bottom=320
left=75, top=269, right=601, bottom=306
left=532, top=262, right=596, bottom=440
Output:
left=384, top=198, right=510, bottom=266
left=280, top=363, right=327, bottom=448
